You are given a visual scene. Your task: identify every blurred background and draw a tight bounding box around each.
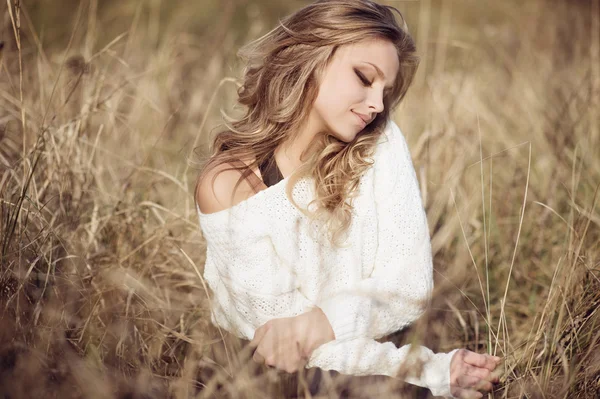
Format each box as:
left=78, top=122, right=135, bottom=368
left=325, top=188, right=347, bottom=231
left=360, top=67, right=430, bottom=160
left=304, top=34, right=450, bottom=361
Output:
left=0, top=0, right=598, bottom=398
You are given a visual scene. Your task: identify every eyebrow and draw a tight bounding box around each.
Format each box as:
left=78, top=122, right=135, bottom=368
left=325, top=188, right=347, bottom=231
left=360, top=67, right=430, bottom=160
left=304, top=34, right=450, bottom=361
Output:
left=360, top=62, right=394, bottom=89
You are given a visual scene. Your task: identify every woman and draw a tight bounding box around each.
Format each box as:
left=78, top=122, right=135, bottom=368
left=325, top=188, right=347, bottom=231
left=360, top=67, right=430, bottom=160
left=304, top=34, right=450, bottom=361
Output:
left=194, top=0, right=502, bottom=398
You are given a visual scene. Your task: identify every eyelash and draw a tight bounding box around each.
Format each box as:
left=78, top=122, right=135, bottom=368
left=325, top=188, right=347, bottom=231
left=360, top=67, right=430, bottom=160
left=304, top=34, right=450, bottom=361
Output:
left=355, top=69, right=392, bottom=96
left=354, top=69, right=372, bottom=87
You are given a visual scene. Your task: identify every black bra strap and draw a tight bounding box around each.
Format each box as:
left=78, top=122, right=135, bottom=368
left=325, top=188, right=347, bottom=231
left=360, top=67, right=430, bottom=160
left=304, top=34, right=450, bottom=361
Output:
left=258, top=155, right=284, bottom=187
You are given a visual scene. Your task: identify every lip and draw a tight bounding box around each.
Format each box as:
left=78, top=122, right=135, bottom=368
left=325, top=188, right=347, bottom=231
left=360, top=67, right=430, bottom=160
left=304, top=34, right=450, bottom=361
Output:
left=352, top=111, right=369, bottom=128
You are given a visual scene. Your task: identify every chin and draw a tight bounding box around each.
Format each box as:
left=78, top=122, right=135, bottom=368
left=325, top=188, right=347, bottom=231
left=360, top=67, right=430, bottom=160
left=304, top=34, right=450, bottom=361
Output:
left=330, top=132, right=356, bottom=143
left=335, top=126, right=362, bottom=143
left=323, top=119, right=360, bottom=143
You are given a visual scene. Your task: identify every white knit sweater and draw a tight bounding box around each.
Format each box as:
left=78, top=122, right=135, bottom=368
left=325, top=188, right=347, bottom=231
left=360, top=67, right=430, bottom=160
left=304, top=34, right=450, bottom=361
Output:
left=196, top=119, right=458, bottom=398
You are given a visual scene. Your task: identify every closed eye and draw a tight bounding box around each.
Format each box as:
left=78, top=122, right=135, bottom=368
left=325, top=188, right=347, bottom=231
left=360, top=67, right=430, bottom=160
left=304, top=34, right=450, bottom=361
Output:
left=354, top=69, right=371, bottom=87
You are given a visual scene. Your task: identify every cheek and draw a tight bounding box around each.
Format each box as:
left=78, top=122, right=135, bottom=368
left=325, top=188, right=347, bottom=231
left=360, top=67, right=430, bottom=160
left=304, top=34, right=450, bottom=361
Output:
left=315, top=76, right=358, bottom=113
left=331, top=74, right=359, bottom=101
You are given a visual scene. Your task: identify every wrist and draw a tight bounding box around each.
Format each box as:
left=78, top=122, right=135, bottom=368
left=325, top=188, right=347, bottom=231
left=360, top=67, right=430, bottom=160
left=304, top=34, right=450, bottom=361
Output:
left=310, top=306, right=335, bottom=342
left=293, top=307, right=335, bottom=357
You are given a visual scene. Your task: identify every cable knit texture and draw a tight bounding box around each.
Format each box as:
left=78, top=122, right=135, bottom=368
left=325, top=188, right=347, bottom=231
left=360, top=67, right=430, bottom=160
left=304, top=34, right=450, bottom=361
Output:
left=196, top=119, right=458, bottom=398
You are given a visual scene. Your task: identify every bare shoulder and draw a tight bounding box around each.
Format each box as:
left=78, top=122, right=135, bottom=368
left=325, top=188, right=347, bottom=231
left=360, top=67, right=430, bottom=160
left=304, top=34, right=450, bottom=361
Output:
left=195, top=158, right=265, bottom=214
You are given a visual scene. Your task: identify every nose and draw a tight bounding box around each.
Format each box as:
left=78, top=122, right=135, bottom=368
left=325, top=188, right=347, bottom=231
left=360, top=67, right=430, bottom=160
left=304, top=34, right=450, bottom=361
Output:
left=366, top=89, right=384, bottom=114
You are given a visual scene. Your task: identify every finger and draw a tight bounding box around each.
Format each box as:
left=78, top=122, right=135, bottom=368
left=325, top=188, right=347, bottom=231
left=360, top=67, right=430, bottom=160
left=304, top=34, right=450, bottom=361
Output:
left=278, top=341, right=305, bottom=373
left=298, top=356, right=308, bottom=369
left=253, top=331, right=276, bottom=365
left=252, top=349, right=265, bottom=364
left=490, top=362, right=504, bottom=383
left=464, top=364, right=492, bottom=381
left=452, top=387, right=483, bottom=399
left=485, top=354, right=503, bottom=369
left=250, top=330, right=268, bottom=364
left=473, top=378, right=493, bottom=393
left=296, top=341, right=309, bottom=369
left=259, top=329, right=286, bottom=368
left=464, top=360, right=503, bottom=384
left=297, top=341, right=309, bottom=361
left=456, top=374, right=480, bottom=389
left=256, top=334, right=275, bottom=360
left=457, top=374, right=494, bottom=394
left=463, top=351, right=497, bottom=371
left=263, top=355, right=276, bottom=368
left=282, top=353, right=301, bottom=374
left=249, top=325, right=269, bottom=349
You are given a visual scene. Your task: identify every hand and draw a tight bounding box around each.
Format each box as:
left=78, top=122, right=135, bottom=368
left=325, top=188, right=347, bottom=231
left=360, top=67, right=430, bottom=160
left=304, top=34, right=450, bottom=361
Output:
left=449, top=349, right=502, bottom=399
left=249, top=307, right=335, bottom=373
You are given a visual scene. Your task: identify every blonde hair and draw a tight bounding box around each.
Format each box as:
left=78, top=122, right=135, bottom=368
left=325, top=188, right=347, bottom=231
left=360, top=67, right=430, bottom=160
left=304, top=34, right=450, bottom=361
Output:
left=195, top=0, right=419, bottom=246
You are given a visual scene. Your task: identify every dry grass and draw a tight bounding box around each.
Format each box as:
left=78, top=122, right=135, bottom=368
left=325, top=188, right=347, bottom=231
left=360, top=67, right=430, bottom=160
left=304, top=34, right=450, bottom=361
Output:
left=0, top=0, right=598, bottom=398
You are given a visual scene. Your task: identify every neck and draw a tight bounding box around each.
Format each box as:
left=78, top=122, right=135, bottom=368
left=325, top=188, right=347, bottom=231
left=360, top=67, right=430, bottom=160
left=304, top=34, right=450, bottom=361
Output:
left=274, top=112, right=323, bottom=176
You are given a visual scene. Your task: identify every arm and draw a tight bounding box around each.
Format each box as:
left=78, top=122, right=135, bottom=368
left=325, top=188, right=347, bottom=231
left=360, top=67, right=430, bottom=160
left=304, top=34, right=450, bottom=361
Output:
left=205, top=228, right=494, bottom=399
left=304, top=121, right=462, bottom=397
left=307, top=338, right=459, bottom=398
left=209, top=257, right=456, bottom=399
left=196, top=160, right=315, bottom=339
left=196, top=142, right=456, bottom=397
left=202, top=232, right=314, bottom=340
left=316, top=120, right=434, bottom=341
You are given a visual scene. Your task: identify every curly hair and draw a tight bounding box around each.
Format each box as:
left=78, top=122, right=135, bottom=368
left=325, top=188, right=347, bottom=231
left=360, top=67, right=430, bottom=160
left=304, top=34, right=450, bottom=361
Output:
left=195, top=0, right=419, bottom=247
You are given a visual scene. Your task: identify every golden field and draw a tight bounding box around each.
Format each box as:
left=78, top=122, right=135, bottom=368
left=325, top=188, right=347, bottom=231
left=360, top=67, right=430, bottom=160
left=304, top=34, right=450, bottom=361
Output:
left=0, top=0, right=598, bottom=397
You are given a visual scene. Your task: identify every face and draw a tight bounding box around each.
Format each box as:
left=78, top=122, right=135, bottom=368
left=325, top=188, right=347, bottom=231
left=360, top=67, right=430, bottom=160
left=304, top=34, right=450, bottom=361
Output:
left=310, top=38, right=400, bottom=143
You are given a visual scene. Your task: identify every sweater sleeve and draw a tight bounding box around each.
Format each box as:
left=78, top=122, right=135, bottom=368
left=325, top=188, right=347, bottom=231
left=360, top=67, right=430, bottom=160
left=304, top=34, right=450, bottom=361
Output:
left=316, top=120, right=435, bottom=342
left=201, top=228, right=314, bottom=340
left=306, top=339, right=459, bottom=398
left=204, top=229, right=458, bottom=397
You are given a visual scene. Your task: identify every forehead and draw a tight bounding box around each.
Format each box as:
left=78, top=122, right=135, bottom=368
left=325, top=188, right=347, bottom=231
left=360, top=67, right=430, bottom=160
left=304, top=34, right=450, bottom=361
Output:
left=335, top=39, right=399, bottom=80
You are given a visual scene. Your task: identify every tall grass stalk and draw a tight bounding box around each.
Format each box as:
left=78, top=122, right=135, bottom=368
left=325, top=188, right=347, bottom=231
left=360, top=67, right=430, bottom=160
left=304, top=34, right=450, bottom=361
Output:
left=0, top=0, right=598, bottom=398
